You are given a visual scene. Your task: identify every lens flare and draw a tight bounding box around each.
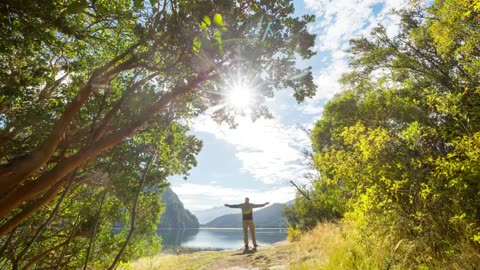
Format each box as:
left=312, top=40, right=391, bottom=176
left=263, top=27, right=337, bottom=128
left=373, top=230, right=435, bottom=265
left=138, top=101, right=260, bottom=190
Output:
left=228, top=84, right=251, bottom=110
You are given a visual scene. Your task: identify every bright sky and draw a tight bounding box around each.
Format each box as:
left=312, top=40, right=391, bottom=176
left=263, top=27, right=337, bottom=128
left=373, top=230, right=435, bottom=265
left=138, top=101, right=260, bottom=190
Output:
left=170, top=0, right=409, bottom=211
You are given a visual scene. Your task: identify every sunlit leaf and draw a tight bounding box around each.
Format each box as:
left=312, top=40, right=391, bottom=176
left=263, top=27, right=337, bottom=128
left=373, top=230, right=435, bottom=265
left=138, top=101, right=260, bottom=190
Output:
left=203, top=16, right=211, bottom=26
left=65, top=0, right=88, bottom=14
left=213, top=13, right=223, bottom=26
left=193, top=36, right=201, bottom=52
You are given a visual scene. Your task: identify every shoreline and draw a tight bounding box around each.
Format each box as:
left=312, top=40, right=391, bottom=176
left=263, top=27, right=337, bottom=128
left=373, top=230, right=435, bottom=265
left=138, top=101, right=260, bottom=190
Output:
left=159, top=239, right=290, bottom=255
left=158, top=227, right=288, bottom=230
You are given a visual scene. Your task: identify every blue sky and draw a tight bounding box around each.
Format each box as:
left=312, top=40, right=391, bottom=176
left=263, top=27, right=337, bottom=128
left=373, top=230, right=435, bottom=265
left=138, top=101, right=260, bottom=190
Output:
left=170, top=0, right=409, bottom=211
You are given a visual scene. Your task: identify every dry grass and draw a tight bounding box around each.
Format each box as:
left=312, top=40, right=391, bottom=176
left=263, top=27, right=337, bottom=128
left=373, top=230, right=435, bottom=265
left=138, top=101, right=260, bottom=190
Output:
left=287, top=223, right=480, bottom=270
left=123, top=251, right=228, bottom=270
left=122, top=224, right=372, bottom=270
left=286, top=223, right=380, bottom=270
left=122, top=254, right=179, bottom=270
left=121, top=223, right=480, bottom=270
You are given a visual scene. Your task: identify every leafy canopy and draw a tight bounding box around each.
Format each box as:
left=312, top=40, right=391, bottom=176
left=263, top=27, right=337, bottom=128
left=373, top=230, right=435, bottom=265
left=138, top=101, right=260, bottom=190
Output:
left=0, top=0, right=316, bottom=268
left=290, top=0, right=480, bottom=268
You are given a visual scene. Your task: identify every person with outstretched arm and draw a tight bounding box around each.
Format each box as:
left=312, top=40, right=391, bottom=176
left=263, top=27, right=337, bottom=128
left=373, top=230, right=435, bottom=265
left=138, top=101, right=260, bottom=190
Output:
left=224, top=197, right=269, bottom=249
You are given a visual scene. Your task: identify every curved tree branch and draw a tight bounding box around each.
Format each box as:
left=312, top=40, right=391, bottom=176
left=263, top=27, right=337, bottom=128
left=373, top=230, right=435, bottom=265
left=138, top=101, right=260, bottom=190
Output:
left=0, top=68, right=213, bottom=224
left=108, top=153, right=156, bottom=270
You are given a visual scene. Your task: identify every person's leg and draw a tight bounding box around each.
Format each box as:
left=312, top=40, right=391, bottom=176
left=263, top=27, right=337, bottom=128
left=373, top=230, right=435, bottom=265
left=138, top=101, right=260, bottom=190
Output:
left=248, top=220, right=257, bottom=247
left=242, top=220, right=249, bottom=247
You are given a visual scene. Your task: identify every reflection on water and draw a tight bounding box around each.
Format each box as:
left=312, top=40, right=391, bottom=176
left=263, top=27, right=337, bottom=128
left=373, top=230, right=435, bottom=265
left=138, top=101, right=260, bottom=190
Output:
left=159, top=228, right=199, bottom=246
left=158, top=228, right=287, bottom=250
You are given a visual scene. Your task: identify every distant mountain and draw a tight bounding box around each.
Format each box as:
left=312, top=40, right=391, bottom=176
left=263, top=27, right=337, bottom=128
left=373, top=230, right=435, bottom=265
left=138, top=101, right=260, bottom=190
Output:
left=192, top=206, right=239, bottom=225
left=158, top=187, right=199, bottom=229
left=205, top=203, right=288, bottom=228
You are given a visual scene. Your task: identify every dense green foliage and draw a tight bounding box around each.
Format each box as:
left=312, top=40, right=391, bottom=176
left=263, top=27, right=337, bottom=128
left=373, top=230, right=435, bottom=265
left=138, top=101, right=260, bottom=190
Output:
left=159, top=187, right=199, bottom=229
left=291, top=0, right=480, bottom=267
left=0, top=0, right=315, bottom=268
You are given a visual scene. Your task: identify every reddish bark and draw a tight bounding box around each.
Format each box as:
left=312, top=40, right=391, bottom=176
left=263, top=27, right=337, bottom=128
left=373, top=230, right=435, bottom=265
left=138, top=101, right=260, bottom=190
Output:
left=0, top=42, right=143, bottom=194
left=93, top=73, right=157, bottom=142
left=0, top=81, right=95, bottom=193
left=0, top=69, right=212, bottom=233
left=0, top=179, right=67, bottom=236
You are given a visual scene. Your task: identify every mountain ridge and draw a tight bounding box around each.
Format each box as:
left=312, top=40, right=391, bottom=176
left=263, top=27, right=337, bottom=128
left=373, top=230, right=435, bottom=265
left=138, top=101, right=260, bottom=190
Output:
left=205, top=202, right=288, bottom=228
left=158, top=187, right=199, bottom=229
left=192, top=206, right=239, bottom=225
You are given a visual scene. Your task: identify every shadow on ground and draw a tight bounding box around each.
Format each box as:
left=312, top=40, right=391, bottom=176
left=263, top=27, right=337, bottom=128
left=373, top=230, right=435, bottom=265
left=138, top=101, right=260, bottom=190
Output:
left=231, top=248, right=257, bottom=256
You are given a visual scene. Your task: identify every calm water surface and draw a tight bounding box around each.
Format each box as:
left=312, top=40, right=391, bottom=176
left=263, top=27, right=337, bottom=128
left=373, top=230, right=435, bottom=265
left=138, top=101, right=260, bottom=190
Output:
left=158, top=228, right=287, bottom=250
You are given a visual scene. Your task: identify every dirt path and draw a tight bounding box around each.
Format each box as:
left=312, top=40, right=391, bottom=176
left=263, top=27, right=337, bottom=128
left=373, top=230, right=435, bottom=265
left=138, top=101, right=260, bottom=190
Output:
left=128, top=241, right=295, bottom=270
left=199, top=241, right=292, bottom=270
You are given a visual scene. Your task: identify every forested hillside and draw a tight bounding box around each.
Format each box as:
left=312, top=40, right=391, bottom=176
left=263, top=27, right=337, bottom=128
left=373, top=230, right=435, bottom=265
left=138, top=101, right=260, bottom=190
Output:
left=159, top=187, right=199, bottom=229
left=192, top=206, right=239, bottom=225
left=288, top=0, right=480, bottom=268
left=206, top=203, right=287, bottom=228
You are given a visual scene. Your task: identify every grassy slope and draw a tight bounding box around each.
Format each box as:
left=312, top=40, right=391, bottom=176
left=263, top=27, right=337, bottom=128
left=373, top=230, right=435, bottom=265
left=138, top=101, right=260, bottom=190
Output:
left=122, top=223, right=347, bottom=270
left=122, top=223, right=480, bottom=269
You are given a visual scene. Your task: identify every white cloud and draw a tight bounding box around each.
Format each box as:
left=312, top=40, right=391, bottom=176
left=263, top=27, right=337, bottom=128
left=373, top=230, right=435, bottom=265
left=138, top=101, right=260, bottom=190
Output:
left=176, top=1, right=411, bottom=210
left=171, top=182, right=296, bottom=211
left=305, top=0, right=408, bottom=51
left=192, top=114, right=310, bottom=185
left=306, top=0, right=380, bottom=51
left=299, top=0, right=408, bottom=112
left=308, top=57, right=349, bottom=103
left=187, top=0, right=409, bottom=186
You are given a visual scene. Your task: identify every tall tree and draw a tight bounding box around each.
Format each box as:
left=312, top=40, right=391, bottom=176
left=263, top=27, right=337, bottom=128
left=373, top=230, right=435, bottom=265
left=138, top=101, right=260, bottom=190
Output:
left=294, top=0, right=479, bottom=267
left=0, top=0, right=315, bottom=232
left=0, top=0, right=316, bottom=268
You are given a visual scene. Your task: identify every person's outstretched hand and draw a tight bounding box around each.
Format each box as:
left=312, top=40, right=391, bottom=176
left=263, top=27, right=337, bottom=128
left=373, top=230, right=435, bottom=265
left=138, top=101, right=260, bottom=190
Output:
left=224, top=203, right=228, bottom=207
left=265, top=202, right=270, bottom=205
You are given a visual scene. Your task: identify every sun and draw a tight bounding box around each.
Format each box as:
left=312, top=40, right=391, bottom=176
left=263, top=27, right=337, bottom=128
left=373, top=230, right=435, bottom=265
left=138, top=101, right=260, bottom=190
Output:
left=227, top=84, right=252, bottom=110
left=221, top=71, right=257, bottom=112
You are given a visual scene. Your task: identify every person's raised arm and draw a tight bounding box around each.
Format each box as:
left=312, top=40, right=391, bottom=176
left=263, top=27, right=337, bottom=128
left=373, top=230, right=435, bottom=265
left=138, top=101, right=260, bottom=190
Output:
left=224, top=203, right=242, bottom=208
left=251, top=202, right=269, bottom=208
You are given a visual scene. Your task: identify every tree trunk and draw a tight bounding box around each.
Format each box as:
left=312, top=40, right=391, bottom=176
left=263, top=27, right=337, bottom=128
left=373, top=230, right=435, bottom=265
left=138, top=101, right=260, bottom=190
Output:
left=83, top=187, right=108, bottom=270
left=16, top=174, right=76, bottom=263
left=0, top=68, right=212, bottom=234
left=22, top=240, right=70, bottom=270
left=0, top=81, right=95, bottom=193
left=0, top=179, right=67, bottom=236
left=108, top=154, right=155, bottom=270
left=0, top=40, right=143, bottom=194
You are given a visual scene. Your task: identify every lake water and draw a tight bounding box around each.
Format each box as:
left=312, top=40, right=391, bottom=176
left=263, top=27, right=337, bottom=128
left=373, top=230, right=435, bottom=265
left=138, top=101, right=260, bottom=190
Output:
left=158, top=228, right=287, bottom=250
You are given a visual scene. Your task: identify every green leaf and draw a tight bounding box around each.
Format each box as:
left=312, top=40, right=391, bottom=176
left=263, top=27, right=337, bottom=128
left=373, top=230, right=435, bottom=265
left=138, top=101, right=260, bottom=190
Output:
left=134, top=0, right=144, bottom=10
left=213, top=13, right=223, bottom=26
left=149, top=0, right=158, bottom=6
left=65, top=0, right=88, bottom=14
left=474, top=233, right=480, bottom=244
left=203, top=16, right=211, bottom=26
left=193, top=36, right=201, bottom=52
